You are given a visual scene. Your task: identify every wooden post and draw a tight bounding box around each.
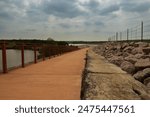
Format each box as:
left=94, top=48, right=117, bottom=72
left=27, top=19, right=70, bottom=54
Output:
left=2, top=41, right=7, bottom=73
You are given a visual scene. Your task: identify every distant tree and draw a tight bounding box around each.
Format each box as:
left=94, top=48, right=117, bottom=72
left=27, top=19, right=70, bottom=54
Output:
left=47, top=37, right=55, bottom=41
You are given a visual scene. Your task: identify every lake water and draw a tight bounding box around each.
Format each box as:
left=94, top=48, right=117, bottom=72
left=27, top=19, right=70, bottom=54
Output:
left=0, top=49, right=38, bottom=72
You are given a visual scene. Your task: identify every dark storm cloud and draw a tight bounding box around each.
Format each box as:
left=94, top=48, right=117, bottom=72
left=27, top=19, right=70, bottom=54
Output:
left=41, top=0, right=84, bottom=18
left=120, top=1, right=150, bottom=13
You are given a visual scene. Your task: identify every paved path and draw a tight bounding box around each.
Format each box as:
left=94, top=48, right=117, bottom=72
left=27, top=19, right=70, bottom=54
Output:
left=0, top=49, right=87, bottom=100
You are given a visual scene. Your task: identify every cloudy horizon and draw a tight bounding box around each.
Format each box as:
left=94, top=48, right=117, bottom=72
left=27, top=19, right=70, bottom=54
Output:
left=0, top=0, right=150, bottom=41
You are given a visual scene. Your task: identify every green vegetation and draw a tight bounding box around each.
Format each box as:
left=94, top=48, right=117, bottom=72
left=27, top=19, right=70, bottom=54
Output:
left=0, top=39, right=68, bottom=49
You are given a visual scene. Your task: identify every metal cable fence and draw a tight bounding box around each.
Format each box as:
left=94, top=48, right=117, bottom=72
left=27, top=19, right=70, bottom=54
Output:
left=108, top=21, right=150, bottom=42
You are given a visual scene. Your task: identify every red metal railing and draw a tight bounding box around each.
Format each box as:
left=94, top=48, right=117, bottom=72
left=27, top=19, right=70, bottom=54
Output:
left=0, top=41, right=79, bottom=74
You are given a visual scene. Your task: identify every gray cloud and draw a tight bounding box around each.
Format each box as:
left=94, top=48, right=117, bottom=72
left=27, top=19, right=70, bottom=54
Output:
left=0, top=10, right=14, bottom=20
left=100, top=4, right=120, bottom=15
left=25, top=29, right=37, bottom=32
left=41, top=0, right=84, bottom=18
left=0, top=0, right=27, bottom=21
left=120, top=1, right=150, bottom=13
left=82, top=0, right=101, bottom=11
left=59, top=23, right=71, bottom=29
left=94, top=21, right=104, bottom=26
left=0, top=0, right=150, bottom=41
left=26, top=8, right=48, bottom=22
left=84, top=20, right=104, bottom=27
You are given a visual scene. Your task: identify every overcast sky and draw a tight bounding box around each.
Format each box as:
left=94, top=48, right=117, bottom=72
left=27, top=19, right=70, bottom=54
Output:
left=0, top=0, right=150, bottom=41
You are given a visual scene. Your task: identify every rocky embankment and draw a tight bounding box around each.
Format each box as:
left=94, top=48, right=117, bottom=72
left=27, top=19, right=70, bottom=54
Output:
left=93, top=42, right=150, bottom=93
left=81, top=42, right=150, bottom=100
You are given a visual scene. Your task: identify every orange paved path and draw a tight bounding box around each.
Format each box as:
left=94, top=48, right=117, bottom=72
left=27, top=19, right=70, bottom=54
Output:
left=0, top=49, right=87, bottom=100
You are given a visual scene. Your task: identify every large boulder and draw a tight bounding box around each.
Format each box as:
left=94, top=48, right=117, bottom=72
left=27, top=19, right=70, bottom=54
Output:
left=129, top=42, right=135, bottom=46
left=133, top=71, right=144, bottom=82
left=108, top=56, right=124, bottom=66
left=122, top=52, right=130, bottom=58
left=143, top=47, right=150, bottom=55
left=133, top=68, right=150, bottom=82
left=134, top=53, right=144, bottom=59
left=121, top=43, right=129, bottom=49
left=124, top=55, right=138, bottom=64
left=131, top=47, right=143, bottom=55
left=143, top=68, right=150, bottom=78
left=135, top=58, right=150, bottom=69
left=135, top=42, right=149, bottom=47
left=141, top=55, right=150, bottom=59
left=123, top=46, right=134, bottom=53
left=144, top=77, right=150, bottom=86
left=121, top=61, right=135, bottom=74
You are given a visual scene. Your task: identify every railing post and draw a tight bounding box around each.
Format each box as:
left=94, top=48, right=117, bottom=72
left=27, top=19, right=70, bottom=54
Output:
left=34, top=45, right=37, bottom=63
left=42, top=45, right=45, bottom=61
left=49, top=46, right=51, bottom=59
left=2, top=41, right=7, bottom=73
left=21, top=43, right=24, bottom=68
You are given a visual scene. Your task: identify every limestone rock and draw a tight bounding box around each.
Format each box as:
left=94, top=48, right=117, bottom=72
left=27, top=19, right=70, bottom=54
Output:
left=141, top=55, right=150, bottom=59
left=131, top=47, right=143, bottom=55
left=120, top=61, right=135, bottom=74
left=135, top=42, right=149, bottom=47
left=135, top=58, right=150, bottom=69
left=134, top=53, right=144, bottom=59
left=123, top=46, right=134, bottom=53
left=133, top=68, right=150, bottom=82
left=108, top=56, right=124, bottom=66
left=143, top=68, right=150, bottom=78
left=124, top=55, right=138, bottom=64
left=144, top=77, right=150, bottom=86
left=143, top=47, right=150, bottom=55
left=122, top=52, right=130, bottom=58
left=133, top=71, right=144, bottom=82
left=121, top=43, right=129, bottom=49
